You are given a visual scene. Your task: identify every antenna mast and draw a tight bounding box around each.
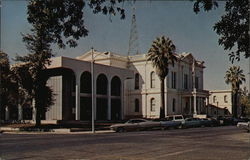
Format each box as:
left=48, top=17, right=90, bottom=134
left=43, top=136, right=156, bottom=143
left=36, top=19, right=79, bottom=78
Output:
left=128, top=7, right=140, bottom=56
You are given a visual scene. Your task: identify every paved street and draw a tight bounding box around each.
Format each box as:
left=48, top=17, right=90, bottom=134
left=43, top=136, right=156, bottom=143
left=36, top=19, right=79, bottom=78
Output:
left=0, top=126, right=250, bottom=160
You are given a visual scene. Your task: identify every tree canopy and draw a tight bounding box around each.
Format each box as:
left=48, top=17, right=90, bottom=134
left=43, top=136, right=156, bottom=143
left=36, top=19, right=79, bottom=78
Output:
left=214, top=0, right=249, bottom=62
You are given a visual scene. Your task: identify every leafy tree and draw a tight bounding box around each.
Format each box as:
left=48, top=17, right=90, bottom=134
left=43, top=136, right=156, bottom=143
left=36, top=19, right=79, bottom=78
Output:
left=193, top=0, right=218, bottom=13
left=240, top=87, right=250, bottom=117
left=225, top=66, right=245, bottom=118
left=15, top=0, right=92, bottom=126
left=214, top=0, right=249, bottom=62
left=147, top=36, right=177, bottom=119
left=0, top=51, right=20, bottom=120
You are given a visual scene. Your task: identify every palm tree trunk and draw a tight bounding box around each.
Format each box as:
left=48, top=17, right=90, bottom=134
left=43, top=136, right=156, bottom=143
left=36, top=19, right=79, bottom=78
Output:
left=160, top=78, right=165, bottom=119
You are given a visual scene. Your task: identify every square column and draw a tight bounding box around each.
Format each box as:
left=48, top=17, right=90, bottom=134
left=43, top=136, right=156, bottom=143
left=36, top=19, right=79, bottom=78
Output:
left=107, top=79, right=111, bottom=120
left=189, top=96, right=192, bottom=115
left=5, top=106, right=9, bottom=121
left=194, top=94, right=197, bottom=115
left=32, top=99, right=36, bottom=121
left=18, top=104, right=23, bottom=121
left=75, top=74, right=80, bottom=120
left=121, top=82, right=124, bottom=120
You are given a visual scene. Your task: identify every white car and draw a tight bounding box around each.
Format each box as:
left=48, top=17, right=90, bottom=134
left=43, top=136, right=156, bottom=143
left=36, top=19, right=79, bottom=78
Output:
left=110, top=119, right=161, bottom=132
left=237, top=121, right=250, bottom=132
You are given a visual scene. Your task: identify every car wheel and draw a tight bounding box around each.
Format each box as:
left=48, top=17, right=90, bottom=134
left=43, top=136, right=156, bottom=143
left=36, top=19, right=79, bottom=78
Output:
left=117, top=127, right=125, bottom=133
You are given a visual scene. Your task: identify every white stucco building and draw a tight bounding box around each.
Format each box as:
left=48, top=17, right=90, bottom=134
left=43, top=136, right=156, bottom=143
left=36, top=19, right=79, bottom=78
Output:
left=5, top=50, right=211, bottom=122
left=34, top=50, right=209, bottom=121
left=208, top=90, right=233, bottom=117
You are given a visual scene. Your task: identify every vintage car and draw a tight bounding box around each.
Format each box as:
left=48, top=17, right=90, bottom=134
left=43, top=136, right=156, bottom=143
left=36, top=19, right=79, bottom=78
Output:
left=183, top=118, right=202, bottom=128
left=160, top=120, right=182, bottom=129
left=110, top=119, right=161, bottom=132
left=237, top=121, right=250, bottom=132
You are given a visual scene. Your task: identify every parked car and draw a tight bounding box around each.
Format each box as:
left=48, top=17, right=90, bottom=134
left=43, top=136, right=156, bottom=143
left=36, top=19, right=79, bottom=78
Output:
left=237, top=121, right=250, bottom=132
left=166, top=115, right=185, bottom=123
left=208, top=118, right=220, bottom=127
left=183, top=118, right=201, bottom=128
left=160, top=120, right=182, bottom=129
left=200, top=118, right=212, bottom=127
left=110, top=119, right=160, bottom=132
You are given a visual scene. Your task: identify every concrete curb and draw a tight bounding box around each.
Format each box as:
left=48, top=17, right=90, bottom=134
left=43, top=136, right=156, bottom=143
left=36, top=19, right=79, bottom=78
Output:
left=0, top=127, right=115, bottom=134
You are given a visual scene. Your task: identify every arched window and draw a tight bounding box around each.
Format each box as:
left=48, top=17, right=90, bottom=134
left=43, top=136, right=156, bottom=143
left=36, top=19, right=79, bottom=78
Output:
left=172, top=98, right=176, bottom=113
left=135, top=73, right=139, bottom=89
left=135, top=99, right=139, bottom=112
left=213, top=96, right=216, bottom=103
left=96, top=74, right=108, bottom=95
left=151, top=98, right=156, bottom=112
left=224, top=95, right=228, bottom=103
left=150, top=72, right=155, bottom=88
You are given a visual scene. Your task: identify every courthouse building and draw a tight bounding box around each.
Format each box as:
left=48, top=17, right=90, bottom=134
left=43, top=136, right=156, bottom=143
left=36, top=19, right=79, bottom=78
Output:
left=6, top=50, right=211, bottom=122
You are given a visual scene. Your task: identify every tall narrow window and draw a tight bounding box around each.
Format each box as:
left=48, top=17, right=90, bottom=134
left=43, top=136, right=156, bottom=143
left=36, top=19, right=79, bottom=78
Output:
left=135, top=99, right=139, bottom=112
left=172, top=98, right=176, bottom=112
left=224, top=95, right=228, bottom=103
left=184, top=74, right=188, bottom=89
left=135, top=73, right=139, bottom=89
left=151, top=98, right=156, bottom=112
left=150, top=71, right=155, bottom=88
left=171, top=72, right=176, bottom=89
left=195, top=76, right=199, bottom=89
left=213, top=96, right=216, bottom=103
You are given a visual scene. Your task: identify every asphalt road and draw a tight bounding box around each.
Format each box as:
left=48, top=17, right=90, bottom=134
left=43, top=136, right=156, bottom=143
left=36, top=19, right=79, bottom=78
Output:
left=1, top=126, right=250, bottom=160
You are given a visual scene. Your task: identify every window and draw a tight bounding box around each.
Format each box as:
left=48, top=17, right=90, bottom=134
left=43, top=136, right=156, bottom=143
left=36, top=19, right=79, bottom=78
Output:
left=195, top=76, right=199, bottom=89
left=184, top=74, right=188, bottom=89
left=150, top=72, right=156, bottom=88
left=224, top=95, right=228, bottom=103
left=213, top=96, right=216, bottom=103
left=172, top=98, right=176, bottom=112
left=151, top=98, right=156, bottom=112
left=135, top=73, right=139, bottom=89
left=171, top=72, right=176, bottom=89
left=135, top=99, right=139, bottom=112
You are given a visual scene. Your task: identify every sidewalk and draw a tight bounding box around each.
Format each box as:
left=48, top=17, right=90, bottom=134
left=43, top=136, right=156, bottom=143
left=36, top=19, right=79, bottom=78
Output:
left=0, top=127, right=115, bottom=134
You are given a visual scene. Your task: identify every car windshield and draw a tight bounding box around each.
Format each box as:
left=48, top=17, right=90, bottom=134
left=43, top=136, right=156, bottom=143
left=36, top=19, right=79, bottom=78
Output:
left=127, top=119, right=146, bottom=123
left=175, top=116, right=183, bottom=120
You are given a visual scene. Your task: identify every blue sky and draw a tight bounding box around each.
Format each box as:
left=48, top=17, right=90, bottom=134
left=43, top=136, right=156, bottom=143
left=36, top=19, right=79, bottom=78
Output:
left=1, top=0, right=249, bottom=90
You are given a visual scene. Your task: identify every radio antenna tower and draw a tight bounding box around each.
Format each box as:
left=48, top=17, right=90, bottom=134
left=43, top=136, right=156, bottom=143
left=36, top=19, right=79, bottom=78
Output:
left=128, top=7, right=140, bottom=56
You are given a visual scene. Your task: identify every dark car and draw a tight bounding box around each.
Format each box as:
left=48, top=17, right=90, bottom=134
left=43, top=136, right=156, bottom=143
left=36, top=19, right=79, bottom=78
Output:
left=183, top=118, right=202, bottom=128
left=200, top=118, right=212, bottom=127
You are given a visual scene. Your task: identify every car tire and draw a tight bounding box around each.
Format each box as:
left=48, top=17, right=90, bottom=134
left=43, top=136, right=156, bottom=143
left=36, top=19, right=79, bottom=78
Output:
left=117, top=127, right=125, bottom=133
left=178, top=125, right=183, bottom=129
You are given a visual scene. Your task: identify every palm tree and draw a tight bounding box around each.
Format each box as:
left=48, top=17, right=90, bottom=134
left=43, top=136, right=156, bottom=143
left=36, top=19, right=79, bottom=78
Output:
left=147, top=36, right=177, bottom=119
left=225, top=66, right=245, bottom=118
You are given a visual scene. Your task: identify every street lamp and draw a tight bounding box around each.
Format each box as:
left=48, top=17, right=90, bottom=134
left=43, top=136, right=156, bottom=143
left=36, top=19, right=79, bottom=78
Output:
left=91, top=47, right=108, bottom=133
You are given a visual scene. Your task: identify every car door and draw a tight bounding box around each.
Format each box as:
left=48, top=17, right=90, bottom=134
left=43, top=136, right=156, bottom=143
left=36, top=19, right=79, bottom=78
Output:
left=125, top=120, right=140, bottom=131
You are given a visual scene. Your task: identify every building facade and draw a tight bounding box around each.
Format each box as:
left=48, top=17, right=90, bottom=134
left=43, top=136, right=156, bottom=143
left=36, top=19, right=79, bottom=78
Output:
left=7, top=50, right=210, bottom=122
left=208, top=90, right=233, bottom=117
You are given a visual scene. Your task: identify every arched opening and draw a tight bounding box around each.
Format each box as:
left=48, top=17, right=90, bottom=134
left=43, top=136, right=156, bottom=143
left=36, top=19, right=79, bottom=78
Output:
left=135, top=99, right=139, bottom=112
left=111, top=76, right=121, bottom=120
left=172, top=98, right=176, bottom=113
left=46, top=68, right=76, bottom=120
left=96, top=74, right=108, bottom=120
left=151, top=98, right=156, bottom=112
left=80, top=71, right=92, bottom=120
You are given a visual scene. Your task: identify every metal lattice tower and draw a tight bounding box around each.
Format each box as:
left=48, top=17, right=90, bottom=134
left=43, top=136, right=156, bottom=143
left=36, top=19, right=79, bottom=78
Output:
left=128, top=7, right=140, bottom=56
